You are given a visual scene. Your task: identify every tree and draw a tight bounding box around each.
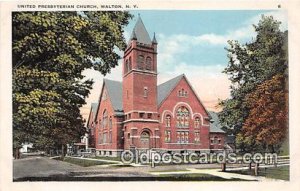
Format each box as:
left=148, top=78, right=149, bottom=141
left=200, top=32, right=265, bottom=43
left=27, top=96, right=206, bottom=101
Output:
left=218, top=15, right=288, bottom=152
left=240, top=74, right=288, bottom=153
left=12, top=11, right=132, bottom=157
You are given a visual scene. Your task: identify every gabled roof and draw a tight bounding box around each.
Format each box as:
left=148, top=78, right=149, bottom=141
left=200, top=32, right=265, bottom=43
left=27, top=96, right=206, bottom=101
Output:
left=209, top=111, right=225, bottom=133
left=129, top=15, right=152, bottom=45
left=157, top=74, right=184, bottom=105
left=157, top=74, right=211, bottom=119
left=104, top=79, right=123, bottom=112
left=87, top=102, right=98, bottom=126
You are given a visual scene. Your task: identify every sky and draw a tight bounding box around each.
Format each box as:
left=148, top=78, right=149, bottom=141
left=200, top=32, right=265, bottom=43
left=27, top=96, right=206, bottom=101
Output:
left=80, top=10, right=288, bottom=122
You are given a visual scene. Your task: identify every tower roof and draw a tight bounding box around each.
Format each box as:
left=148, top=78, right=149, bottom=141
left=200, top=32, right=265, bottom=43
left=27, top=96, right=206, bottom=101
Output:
left=129, top=15, right=152, bottom=45
left=152, top=32, right=157, bottom=44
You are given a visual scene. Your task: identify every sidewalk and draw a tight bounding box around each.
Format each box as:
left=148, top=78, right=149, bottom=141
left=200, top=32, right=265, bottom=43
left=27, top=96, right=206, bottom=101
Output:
left=150, top=167, right=287, bottom=181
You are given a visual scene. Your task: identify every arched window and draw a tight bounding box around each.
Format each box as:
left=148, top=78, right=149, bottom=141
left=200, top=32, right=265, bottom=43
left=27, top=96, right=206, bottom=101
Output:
left=176, top=106, right=190, bottom=128
left=141, top=131, right=150, bottom=139
left=128, top=57, right=132, bottom=70
left=145, top=57, right=152, bottom=70
left=166, top=115, right=171, bottom=127
left=109, top=117, right=112, bottom=129
left=144, top=87, right=148, bottom=97
left=137, top=55, right=144, bottom=70
left=194, top=117, right=201, bottom=128
left=125, top=59, right=129, bottom=73
left=213, top=136, right=218, bottom=144
left=103, top=110, right=108, bottom=128
left=178, top=89, right=188, bottom=97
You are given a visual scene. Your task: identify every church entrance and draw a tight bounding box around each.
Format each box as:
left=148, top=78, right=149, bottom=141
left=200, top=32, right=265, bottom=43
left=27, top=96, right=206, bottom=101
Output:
left=140, top=131, right=150, bottom=149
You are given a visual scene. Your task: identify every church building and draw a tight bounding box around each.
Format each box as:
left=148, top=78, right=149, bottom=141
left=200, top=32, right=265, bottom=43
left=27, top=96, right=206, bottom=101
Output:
left=87, top=16, right=225, bottom=157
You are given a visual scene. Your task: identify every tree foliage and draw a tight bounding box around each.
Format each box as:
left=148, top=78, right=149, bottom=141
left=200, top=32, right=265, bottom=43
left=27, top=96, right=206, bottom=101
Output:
left=13, top=11, right=132, bottom=152
left=239, top=74, right=288, bottom=152
left=218, top=15, right=288, bottom=152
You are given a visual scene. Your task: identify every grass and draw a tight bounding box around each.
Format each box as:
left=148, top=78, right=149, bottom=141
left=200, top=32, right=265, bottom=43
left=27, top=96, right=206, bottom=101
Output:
left=149, top=169, right=190, bottom=173
left=56, top=157, right=116, bottom=167
left=279, top=138, right=289, bottom=156
left=92, top=156, right=122, bottom=161
left=158, top=173, right=250, bottom=181
left=228, top=166, right=289, bottom=180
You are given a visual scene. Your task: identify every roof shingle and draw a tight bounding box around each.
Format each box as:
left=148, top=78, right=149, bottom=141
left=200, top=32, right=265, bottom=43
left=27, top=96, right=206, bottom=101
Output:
left=129, top=15, right=152, bottom=45
left=157, top=74, right=184, bottom=105
left=104, top=79, right=123, bottom=112
left=208, top=111, right=225, bottom=133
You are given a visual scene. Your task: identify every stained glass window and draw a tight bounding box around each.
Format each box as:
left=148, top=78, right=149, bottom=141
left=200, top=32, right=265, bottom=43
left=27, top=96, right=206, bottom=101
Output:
left=109, top=131, right=112, bottom=143
left=103, top=133, right=107, bottom=143
left=184, top=132, right=189, bottom=143
left=181, top=132, right=184, bottom=143
left=103, top=110, right=108, bottom=128
left=195, top=132, right=200, bottom=143
left=176, top=131, right=189, bottom=143
left=166, top=115, right=171, bottom=127
left=195, top=117, right=201, bottom=128
left=165, top=131, right=171, bottom=142
left=176, top=106, right=190, bottom=128
left=109, top=117, right=112, bottom=129
left=177, top=132, right=181, bottom=143
left=98, top=132, right=101, bottom=144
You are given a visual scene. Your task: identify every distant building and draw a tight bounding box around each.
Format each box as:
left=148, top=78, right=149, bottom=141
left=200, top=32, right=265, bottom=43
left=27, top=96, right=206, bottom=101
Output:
left=225, top=134, right=236, bottom=152
left=87, top=16, right=225, bottom=157
left=19, top=142, right=33, bottom=153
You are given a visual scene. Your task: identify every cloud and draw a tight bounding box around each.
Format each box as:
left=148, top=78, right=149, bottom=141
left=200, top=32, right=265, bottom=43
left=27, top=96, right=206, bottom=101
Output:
left=157, top=11, right=287, bottom=72
left=248, top=11, right=288, bottom=31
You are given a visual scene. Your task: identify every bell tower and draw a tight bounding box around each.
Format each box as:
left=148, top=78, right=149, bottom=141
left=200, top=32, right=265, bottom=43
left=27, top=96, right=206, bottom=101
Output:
left=122, top=15, right=160, bottom=150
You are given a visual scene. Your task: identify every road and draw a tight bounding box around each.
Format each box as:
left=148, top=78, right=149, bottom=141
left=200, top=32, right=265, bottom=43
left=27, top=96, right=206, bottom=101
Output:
left=13, top=156, right=82, bottom=180
left=13, top=156, right=152, bottom=181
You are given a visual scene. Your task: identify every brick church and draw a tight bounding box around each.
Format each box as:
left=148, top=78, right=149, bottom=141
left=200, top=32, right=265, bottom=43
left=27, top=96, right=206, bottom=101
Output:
left=87, top=16, right=225, bottom=157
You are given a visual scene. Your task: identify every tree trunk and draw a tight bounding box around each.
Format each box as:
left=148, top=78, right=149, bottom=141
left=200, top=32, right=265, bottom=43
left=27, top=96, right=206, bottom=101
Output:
left=14, top=147, right=20, bottom=159
left=254, top=163, right=259, bottom=176
left=61, top=144, right=65, bottom=160
left=221, top=163, right=226, bottom=172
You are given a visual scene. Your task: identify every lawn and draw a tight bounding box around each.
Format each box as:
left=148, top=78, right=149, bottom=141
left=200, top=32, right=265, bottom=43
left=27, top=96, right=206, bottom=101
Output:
left=92, top=156, right=122, bottom=161
left=149, top=169, right=190, bottom=173
left=56, top=157, right=116, bottom=167
left=228, top=166, right=289, bottom=180
left=157, top=173, right=250, bottom=181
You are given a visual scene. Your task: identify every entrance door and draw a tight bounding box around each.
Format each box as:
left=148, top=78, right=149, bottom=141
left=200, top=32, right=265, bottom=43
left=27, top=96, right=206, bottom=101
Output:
left=140, top=131, right=150, bottom=149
